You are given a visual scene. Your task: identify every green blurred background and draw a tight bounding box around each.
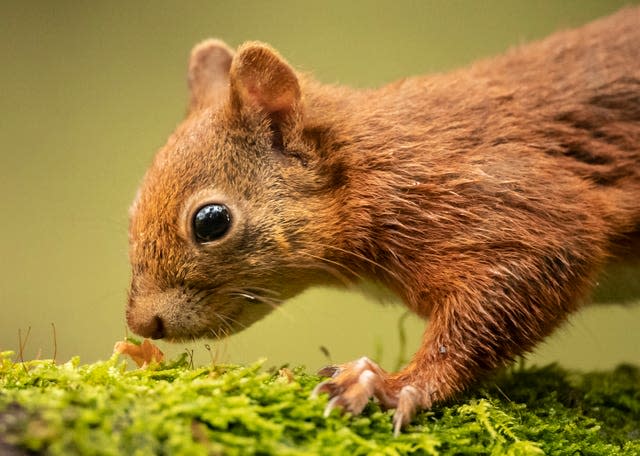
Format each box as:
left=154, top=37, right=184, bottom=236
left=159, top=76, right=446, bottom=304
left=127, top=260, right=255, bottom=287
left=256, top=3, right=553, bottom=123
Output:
left=1, top=0, right=638, bottom=371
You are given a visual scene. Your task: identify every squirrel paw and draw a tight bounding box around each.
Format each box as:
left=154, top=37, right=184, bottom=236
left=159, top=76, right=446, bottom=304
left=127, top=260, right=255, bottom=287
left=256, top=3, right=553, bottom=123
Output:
left=312, top=356, right=431, bottom=435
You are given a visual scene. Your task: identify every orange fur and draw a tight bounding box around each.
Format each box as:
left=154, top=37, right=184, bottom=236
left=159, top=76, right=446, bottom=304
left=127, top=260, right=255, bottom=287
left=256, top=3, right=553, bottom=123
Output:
left=127, top=7, right=639, bottom=430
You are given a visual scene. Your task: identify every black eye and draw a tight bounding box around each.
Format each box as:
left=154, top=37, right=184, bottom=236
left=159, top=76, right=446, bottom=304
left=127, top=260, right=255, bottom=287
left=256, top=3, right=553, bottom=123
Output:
left=193, top=204, right=231, bottom=243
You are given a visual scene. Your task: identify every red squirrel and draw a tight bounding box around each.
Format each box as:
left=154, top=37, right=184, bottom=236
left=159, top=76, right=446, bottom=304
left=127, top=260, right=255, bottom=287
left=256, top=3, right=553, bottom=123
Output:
left=127, top=7, right=640, bottom=433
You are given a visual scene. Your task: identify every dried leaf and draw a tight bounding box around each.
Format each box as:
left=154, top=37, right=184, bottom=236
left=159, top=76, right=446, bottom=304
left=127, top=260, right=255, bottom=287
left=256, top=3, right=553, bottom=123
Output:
left=113, top=339, right=164, bottom=367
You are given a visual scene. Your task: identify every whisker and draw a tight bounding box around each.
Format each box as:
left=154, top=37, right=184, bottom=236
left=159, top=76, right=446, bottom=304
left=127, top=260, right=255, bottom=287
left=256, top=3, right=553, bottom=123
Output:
left=217, top=311, right=249, bottom=333
left=295, top=251, right=359, bottom=286
left=212, top=314, right=230, bottom=334
left=192, top=290, right=216, bottom=308
left=192, top=288, right=212, bottom=300
left=223, top=286, right=293, bottom=321
left=231, top=291, right=258, bottom=302
left=243, top=286, right=282, bottom=297
left=257, top=295, right=284, bottom=309
left=229, top=288, right=283, bottom=307
left=246, top=292, right=293, bottom=320
left=305, top=240, right=399, bottom=280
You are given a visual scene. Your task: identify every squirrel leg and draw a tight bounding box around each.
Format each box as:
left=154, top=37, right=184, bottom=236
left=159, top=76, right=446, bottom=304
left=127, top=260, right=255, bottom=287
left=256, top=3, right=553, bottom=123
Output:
left=314, top=271, right=591, bottom=434
left=312, top=312, right=455, bottom=436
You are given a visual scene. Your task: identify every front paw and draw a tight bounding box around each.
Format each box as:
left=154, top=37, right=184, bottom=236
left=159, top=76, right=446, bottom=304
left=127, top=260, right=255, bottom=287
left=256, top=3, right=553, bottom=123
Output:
left=312, top=357, right=432, bottom=435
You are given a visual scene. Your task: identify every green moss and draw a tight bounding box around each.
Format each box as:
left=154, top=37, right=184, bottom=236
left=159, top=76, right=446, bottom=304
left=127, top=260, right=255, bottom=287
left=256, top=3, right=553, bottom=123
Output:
left=0, top=351, right=638, bottom=455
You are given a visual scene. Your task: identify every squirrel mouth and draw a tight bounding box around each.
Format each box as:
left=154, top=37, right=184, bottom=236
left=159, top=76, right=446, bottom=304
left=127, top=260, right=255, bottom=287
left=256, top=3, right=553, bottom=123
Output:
left=127, top=285, right=283, bottom=342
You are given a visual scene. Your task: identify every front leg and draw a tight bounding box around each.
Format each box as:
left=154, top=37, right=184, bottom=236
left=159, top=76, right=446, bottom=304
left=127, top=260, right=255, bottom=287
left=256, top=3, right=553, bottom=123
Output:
left=314, top=257, right=598, bottom=434
left=314, top=300, right=474, bottom=435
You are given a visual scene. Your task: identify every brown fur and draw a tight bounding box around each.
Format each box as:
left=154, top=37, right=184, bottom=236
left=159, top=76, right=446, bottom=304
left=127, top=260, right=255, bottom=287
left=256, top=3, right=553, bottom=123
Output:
left=127, top=7, right=640, bottom=430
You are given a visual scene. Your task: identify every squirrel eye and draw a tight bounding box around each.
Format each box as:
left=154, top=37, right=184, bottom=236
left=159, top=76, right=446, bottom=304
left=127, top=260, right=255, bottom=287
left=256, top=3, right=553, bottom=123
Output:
left=192, top=204, right=231, bottom=243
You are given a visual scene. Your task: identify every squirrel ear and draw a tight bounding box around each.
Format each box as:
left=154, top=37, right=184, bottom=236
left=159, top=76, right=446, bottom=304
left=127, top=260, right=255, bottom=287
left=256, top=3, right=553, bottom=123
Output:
left=188, top=39, right=234, bottom=112
left=229, top=42, right=301, bottom=119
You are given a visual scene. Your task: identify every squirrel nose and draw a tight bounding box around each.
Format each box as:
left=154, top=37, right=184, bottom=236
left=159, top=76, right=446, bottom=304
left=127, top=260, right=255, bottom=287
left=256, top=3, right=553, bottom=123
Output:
left=127, top=311, right=166, bottom=340
left=145, top=315, right=166, bottom=340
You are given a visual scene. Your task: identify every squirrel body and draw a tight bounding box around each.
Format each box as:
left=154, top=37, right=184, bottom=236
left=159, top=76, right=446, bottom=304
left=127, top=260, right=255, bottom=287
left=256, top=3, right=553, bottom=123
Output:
left=127, top=7, right=640, bottom=432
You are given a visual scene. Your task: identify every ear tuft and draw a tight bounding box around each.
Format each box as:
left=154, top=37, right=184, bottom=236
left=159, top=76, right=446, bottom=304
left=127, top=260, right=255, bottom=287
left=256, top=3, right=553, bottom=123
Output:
left=230, top=42, right=300, bottom=117
left=188, top=39, right=234, bottom=112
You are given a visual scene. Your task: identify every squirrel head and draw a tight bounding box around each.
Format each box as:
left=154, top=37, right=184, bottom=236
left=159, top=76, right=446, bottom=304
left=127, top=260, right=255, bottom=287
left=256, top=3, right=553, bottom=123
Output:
left=127, top=40, right=345, bottom=341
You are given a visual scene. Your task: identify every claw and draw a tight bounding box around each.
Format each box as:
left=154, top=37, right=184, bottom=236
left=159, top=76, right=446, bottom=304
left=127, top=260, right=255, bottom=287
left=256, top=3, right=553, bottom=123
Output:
left=342, top=370, right=377, bottom=415
left=393, top=385, right=431, bottom=436
left=310, top=382, right=323, bottom=399
left=323, top=396, right=342, bottom=418
left=312, top=356, right=434, bottom=435
left=393, top=413, right=404, bottom=437
left=311, top=379, right=338, bottom=398
left=317, top=365, right=341, bottom=377
left=393, top=387, right=416, bottom=436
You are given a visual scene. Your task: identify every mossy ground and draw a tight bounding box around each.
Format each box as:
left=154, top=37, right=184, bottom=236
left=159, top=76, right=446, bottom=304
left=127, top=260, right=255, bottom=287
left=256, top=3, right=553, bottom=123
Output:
left=0, top=351, right=638, bottom=455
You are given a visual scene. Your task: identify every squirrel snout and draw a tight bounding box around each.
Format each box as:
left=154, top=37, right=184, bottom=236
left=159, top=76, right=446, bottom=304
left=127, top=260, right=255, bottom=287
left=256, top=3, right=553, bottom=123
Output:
left=126, top=303, right=166, bottom=340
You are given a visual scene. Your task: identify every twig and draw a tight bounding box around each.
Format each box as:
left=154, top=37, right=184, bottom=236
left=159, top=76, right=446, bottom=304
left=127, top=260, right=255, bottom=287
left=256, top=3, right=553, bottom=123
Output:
left=394, top=311, right=410, bottom=372
left=494, top=384, right=512, bottom=403
left=204, top=343, right=216, bottom=366
left=17, top=326, right=31, bottom=373
left=51, top=322, right=57, bottom=363
left=319, top=345, right=332, bottom=364
left=184, top=348, right=194, bottom=369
